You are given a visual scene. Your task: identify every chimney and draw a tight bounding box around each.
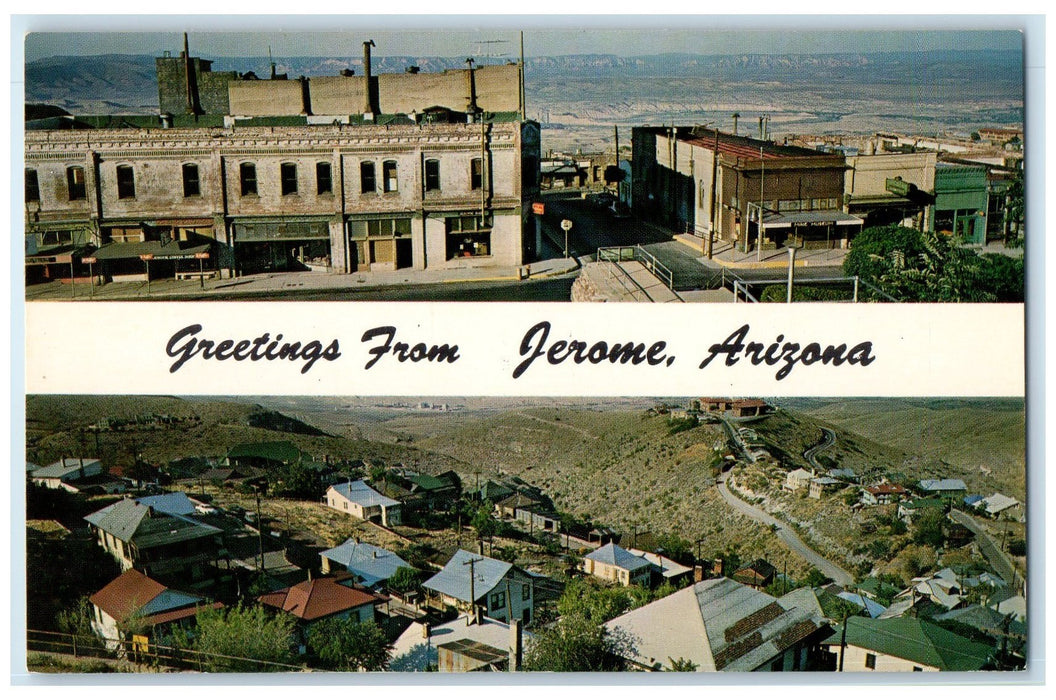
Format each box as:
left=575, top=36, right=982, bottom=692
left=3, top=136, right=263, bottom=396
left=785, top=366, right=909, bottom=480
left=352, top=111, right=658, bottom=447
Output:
left=362, top=40, right=376, bottom=119
left=732, top=112, right=740, bottom=135
left=421, top=622, right=431, bottom=639
left=465, top=58, right=480, bottom=119
left=759, top=116, right=764, bottom=140
left=509, top=619, right=523, bottom=671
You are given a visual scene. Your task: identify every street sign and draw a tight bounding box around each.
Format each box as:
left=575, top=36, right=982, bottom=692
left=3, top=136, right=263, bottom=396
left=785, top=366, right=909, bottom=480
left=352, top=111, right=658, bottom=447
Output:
left=194, top=252, right=211, bottom=259
left=81, top=257, right=97, bottom=264
left=532, top=202, right=545, bottom=215
left=560, top=219, right=573, bottom=231
left=139, top=254, right=155, bottom=261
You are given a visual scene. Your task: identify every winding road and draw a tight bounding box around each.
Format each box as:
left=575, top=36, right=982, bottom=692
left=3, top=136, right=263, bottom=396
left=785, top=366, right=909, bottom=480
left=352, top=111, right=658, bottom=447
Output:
left=715, top=417, right=854, bottom=586
left=803, top=428, right=837, bottom=469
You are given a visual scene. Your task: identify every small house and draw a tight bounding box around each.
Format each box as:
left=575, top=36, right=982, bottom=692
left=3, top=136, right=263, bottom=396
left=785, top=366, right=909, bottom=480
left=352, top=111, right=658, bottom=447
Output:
left=784, top=468, right=814, bottom=492
left=319, top=539, right=411, bottom=589
left=423, top=549, right=537, bottom=624
left=326, top=480, right=402, bottom=527
left=732, top=558, right=777, bottom=590
left=581, top=543, right=656, bottom=587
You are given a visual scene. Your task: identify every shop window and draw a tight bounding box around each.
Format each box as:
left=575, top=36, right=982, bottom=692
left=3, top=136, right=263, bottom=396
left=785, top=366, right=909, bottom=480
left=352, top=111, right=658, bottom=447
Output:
left=25, top=169, right=40, bottom=203
left=182, top=163, right=200, bottom=197
left=425, top=159, right=441, bottom=192
left=446, top=214, right=492, bottom=259
left=383, top=160, right=398, bottom=192
left=66, top=166, right=86, bottom=201
left=471, top=158, right=483, bottom=190
left=116, top=165, right=136, bottom=199
left=281, top=163, right=298, bottom=196
left=240, top=162, right=258, bottom=196
left=317, top=162, right=333, bottom=195
left=41, top=230, right=73, bottom=246
left=361, top=161, right=376, bottom=193
left=349, top=217, right=412, bottom=239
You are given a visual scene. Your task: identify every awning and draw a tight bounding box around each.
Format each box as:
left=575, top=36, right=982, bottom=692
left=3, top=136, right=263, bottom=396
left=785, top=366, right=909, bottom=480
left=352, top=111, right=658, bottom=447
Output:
left=91, top=241, right=212, bottom=261
left=25, top=244, right=91, bottom=265
left=760, top=209, right=864, bottom=230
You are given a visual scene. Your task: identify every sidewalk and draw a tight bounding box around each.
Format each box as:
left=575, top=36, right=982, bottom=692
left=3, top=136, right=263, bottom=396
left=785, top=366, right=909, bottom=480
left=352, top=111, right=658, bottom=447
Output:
left=674, top=234, right=848, bottom=270
left=24, top=256, right=581, bottom=301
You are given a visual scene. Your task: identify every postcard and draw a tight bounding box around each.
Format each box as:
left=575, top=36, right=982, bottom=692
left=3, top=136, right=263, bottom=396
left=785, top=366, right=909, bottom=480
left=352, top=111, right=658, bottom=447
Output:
left=15, top=16, right=1034, bottom=683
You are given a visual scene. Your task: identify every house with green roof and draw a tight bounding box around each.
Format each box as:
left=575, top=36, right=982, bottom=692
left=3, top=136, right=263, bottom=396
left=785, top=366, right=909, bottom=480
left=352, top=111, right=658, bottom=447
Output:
left=822, top=616, right=993, bottom=672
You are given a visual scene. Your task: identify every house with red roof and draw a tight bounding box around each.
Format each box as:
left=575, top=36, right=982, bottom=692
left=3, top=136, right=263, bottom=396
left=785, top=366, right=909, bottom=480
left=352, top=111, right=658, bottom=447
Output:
left=89, top=569, right=221, bottom=651
left=257, top=575, right=381, bottom=633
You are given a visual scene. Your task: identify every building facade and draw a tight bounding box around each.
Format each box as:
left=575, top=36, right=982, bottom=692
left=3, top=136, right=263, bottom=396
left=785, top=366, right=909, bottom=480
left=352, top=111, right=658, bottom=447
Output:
left=25, top=42, right=540, bottom=284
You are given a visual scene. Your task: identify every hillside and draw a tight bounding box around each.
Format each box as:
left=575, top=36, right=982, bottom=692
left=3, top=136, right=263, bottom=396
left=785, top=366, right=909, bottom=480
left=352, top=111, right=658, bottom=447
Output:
left=779, top=398, right=1026, bottom=500
left=25, top=395, right=465, bottom=474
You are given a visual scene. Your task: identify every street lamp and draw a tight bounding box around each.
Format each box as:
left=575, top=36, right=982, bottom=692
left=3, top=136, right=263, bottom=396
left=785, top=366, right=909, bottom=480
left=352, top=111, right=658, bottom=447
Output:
left=786, top=243, right=802, bottom=303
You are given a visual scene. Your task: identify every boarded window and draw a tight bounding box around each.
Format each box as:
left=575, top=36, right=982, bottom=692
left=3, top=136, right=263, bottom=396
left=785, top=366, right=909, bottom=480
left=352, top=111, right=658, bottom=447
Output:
left=317, top=162, right=333, bottom=194
left=66, top=166, right=86, bottom=201
left=361, top=161, right=376, bottom=193
left=25, top=169, right=40, bottom=203
left=116, top=165, right=136, bottom=199
left=182, top=163, right=200, bottom=197
left=240, top=162, right=257, bottom=196
left=281, top=163, right=298, bottom=195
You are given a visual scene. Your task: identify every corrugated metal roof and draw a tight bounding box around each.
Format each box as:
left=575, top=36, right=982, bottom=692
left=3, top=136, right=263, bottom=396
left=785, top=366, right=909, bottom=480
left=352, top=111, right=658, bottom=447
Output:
left=919, top=478, right=967, bottom=492
left=319, top=539, right=410, bottom=588
left=825, top=616, right=991, bottom=671
left=32, top=458, right=102, bottom=479
left=329, top=480, right=401, bottom=509
left=84, top=497, right=221, bottom=546
left=135, top=492, right=196, bottom=516
left=423, top=550, right=513, bottom=603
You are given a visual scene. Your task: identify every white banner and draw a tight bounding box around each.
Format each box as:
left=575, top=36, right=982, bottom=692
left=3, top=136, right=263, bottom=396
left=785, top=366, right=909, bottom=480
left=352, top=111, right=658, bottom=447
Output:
left=25, top=302, right=1024, bottom=397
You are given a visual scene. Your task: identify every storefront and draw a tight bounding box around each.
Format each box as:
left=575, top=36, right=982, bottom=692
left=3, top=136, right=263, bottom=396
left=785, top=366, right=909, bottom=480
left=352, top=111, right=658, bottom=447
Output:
left=747, top=207, right=864, bottom=251
left=232, top=218, right=332, bottom=275
left=91, top=240, right=215, bottom=282
left=346, top=215, right=413, bottom=273
left=24, top=223, right=95, bottom=284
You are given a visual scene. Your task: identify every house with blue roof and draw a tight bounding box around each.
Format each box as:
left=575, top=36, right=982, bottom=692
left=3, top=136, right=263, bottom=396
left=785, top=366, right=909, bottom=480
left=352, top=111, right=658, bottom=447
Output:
left=423, top=549, right=537, bottom=624
left=918, top=478, right=968, bottom=498
left=326, top=480, right=402, bottom=526
left=581, top=543, right=657, bottom=587
left=319, top=539, right=411, bottom=589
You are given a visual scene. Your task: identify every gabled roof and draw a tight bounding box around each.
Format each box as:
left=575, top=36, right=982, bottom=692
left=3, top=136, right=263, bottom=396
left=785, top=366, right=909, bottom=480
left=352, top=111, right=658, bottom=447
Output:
left=626, top=547, right=693, bottom=579
left=606, top=577, right=828, bottom=672
left=85, top=498, right=221, bottom=546
left=867, top=483, right=908, bottom=495
left=980, top=493, right=1021, bottom=515
left=328, top=480, right=400, bottom=508
left=584, top=543, right=654, bottom=572
left=257, top=577, right=379, bottom=621
left=31, top=458, right=102, bottom=479
left=90, top=569, right=209, bottom=626
left=825, top=616, right=992, bottom=671
left=423, top=550, right=516, bottom=603
left=735, top=558, right=777, bottom=580
left=935, top=605, right=1027, bottom=637
left=319, top=539, right=411, bottom=588
left=919, top=478, right=967, bottom=492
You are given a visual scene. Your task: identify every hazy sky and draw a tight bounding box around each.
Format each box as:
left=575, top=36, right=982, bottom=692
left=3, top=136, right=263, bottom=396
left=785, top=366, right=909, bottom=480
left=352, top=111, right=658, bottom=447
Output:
left=21, top=18, right=1024, bottom=62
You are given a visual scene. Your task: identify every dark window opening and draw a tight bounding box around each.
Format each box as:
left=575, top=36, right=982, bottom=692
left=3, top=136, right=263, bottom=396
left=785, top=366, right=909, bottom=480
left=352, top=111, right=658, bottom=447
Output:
left=316, top=162, right=333, bottom=195
left=425, top=159, right=441, bottom=192
left=25, top=169, right=40, bottom=203
left=360, top=161, right=376, bottom=193
left=281, top=163, right=298, bottom=196
left=116, top=165, right=136, bottom=199
left=471, top=158, right=483, bottom=190
left=865, top=653, right=876, bottom=670
left=240, top=162, right=258, bottom=196
left=383, top=160, right=398, bottom=192
left=66, top=166, right=86, bottom=201
left=446, top=214, right=492, bottom=259
left=182, top=163, right=201, bottom=197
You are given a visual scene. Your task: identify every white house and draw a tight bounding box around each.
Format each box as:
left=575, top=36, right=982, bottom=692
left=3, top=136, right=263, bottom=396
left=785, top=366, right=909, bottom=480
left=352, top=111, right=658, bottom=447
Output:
left=326, top=480, right=402, bottom=527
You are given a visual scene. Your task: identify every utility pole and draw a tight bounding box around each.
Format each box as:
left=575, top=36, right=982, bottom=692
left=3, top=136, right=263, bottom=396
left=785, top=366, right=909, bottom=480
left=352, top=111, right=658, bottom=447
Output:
left=463, top=556, right=484, bottom=624
left=256, top=488, right=265, bottom=573
left=709, top=127, right=719, bottom=258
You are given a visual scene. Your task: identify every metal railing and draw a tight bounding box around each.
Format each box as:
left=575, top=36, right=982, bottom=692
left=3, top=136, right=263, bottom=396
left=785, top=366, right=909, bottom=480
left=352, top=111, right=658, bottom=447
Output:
left=598, top=260, right=651, bottom=302
left=728, top=274, right=899, bottom=303
left=27, top=628, right=312, bottom=673
left=596, top=245, right=676, bottom=292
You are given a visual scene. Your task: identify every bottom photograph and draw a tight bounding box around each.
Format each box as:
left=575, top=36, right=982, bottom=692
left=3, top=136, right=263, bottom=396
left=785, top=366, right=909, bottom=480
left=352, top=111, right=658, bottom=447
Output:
left=24, top=395, right=1027, bottom=674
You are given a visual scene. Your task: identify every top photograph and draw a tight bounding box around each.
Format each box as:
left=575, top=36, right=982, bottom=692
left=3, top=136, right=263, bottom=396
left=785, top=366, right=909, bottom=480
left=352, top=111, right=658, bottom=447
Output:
left=22, top=25, right=1026, bottom=303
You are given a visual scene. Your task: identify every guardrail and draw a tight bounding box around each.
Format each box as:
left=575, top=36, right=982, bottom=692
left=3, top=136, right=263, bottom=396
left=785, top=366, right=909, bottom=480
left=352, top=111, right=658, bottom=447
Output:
left=596, top=245, right=676, bottom=292
left=728, top=274, right=899, bottom=303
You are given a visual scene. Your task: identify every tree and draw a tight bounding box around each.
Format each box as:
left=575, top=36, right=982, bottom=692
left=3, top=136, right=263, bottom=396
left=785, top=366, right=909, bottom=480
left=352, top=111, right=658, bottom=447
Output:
left=803, top=567, right=832, bottom=588
left=307, top=618, right=392, bottom=671
left=387, top=566, right=423, bottom=596
left=912, top=508, right=947, bottom=549
left=193, top=605, right=296, bottom=672
left=667, top=657, right=698, bottom=671
left=56, top=597, right=97, bottom=650
left=523, top=612, right=634, bottom=672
